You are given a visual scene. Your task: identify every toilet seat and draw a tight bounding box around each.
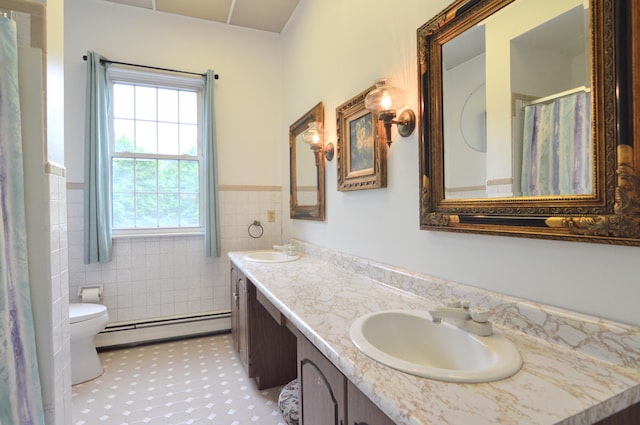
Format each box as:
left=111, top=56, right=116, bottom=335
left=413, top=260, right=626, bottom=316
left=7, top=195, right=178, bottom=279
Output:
left=70, top=303, right=107, bottom=324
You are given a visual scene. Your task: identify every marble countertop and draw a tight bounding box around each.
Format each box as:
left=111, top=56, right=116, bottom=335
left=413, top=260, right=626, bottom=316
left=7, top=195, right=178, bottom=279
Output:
left=229, top=249, right=640, bottom=425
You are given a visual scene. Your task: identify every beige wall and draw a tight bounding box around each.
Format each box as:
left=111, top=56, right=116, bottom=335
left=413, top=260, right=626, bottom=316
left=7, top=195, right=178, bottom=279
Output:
left=63, top=0, right=285, bottom=328
left=62, top=0, right=640, bottom=328
left=64, top=0, right=283, bottom=186
left=281, top=0, right=640, bottom=327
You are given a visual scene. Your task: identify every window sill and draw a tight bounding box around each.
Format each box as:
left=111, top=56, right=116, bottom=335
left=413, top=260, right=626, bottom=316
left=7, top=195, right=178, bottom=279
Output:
left=112, top=229, right=205, bottom=239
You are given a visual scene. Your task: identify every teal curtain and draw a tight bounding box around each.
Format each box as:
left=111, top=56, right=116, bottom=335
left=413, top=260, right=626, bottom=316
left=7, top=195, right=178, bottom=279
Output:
left=203, top=70, right=221, bottom=257
left=0, top=16, right=46, bottom=425
left=84, top=51, right=112, bottom=263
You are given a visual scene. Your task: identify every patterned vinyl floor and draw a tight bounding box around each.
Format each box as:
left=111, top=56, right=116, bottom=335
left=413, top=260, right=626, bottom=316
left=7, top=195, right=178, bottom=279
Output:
left=72, top=333, right=287, bottom=425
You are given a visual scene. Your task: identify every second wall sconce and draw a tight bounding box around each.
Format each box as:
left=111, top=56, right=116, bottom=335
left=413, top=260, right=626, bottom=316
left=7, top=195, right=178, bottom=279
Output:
left=364, top=78, right=416, bottom=146
left=302, top=122, right=334, bottom=161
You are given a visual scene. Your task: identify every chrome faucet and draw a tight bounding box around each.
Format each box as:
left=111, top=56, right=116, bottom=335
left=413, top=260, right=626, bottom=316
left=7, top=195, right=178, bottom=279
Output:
left=429, top=299, right=493, bottom=337
left=273, top=244, right=297, bottom=256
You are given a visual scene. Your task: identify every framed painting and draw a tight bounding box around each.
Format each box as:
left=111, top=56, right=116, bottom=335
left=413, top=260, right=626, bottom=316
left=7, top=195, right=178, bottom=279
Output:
left=336, top=85, right=387, bottom=191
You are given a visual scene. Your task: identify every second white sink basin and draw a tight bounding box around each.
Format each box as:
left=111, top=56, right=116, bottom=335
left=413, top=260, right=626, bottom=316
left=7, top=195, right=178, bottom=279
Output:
left=245, top=251, right=299, bottom=263
left=350, top=310, right=522, bottom=383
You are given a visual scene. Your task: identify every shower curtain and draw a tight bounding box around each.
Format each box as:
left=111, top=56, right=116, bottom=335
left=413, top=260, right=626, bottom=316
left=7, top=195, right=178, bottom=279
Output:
left=521, top=90, right=591, bottom=196
left=0, top=15, right=46, bottom=425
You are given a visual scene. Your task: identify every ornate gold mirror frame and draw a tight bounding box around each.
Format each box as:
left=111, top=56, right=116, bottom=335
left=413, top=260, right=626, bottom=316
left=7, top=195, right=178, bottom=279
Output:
left=290, top=102, right=325, bottom=220
left=418, top=0, right=640, bottom=245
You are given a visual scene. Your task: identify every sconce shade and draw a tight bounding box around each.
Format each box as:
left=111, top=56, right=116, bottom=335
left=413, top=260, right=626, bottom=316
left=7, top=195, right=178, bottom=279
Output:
left=302, top=122, right=334, bottom=161
left=364, top=78, right=415, bottom=146
left=302, top=122, right=324, bottom=145
left=364, top=78, right=408, bottom=113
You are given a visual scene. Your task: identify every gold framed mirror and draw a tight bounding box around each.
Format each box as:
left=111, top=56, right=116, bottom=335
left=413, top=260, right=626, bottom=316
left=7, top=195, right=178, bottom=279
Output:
left=418, top=0, right=640, bottom=245
left=290, top=102, right=325, bottom=220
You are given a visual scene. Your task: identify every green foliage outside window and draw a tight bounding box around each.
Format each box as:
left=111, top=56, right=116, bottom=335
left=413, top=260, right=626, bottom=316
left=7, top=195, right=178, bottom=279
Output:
left=111, top=81, right=201, bottom=230
left=112, top=157, right=200, bottom=229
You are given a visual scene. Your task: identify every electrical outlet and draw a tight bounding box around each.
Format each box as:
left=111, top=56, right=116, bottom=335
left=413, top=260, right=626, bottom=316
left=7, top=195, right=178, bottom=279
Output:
left=267, top=210, right=276, bottom=222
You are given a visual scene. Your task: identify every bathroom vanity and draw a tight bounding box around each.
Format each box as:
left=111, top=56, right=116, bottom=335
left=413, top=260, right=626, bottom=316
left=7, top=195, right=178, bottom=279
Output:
left=230, top=264, right=296, bottom=390
left=231, top=260, right=393, bottom=424
left=229, top=243, right=640, bottom=424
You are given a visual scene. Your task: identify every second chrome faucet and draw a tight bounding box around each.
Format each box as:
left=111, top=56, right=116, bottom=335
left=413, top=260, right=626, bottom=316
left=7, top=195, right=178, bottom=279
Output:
left=273, top=244, right=297, bottom=256
left=429, top=299, right=493, bottom=337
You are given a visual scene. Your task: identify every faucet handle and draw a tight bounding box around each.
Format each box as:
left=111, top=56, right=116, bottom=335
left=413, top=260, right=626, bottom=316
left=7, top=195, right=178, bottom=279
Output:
left=286, top=245, right=297, bottom=255
left=469, top=307, right=491, bottom=323
left=444, top=298, right=463, bottom=308
left=444, top=298, right=471, bottom=309
left=274, top=244, right=297, bottom=256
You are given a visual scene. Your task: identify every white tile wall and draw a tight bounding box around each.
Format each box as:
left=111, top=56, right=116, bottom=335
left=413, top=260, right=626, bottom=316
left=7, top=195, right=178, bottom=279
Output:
left=66, top=187, right=282, bottom=325
left=48, top=171, right=72, bottom=425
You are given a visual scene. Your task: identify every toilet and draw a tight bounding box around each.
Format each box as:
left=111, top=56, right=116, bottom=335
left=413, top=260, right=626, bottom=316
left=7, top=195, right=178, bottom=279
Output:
left=69, top=303, right=109, bottom=385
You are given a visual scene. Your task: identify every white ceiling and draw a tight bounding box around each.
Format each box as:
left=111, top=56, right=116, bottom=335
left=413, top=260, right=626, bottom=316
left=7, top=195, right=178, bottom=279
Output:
left=104, top=0, right=300, bottom=33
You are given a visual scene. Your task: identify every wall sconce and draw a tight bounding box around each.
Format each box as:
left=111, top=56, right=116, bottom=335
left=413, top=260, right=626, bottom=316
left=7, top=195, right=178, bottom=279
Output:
left=364, top=78, right=416, bottom=146
left=302, top=122, right=334, bottom=161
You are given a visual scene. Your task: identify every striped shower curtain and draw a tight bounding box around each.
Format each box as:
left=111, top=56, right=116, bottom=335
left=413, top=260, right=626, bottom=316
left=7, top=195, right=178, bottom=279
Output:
left=0, top=15, right=46, bottom=425
left=521, top=90, right=592, bottom=196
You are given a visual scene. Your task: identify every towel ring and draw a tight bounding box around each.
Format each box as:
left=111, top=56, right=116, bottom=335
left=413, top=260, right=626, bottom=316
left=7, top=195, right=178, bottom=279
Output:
left=248, top=220, right=264, bottom=239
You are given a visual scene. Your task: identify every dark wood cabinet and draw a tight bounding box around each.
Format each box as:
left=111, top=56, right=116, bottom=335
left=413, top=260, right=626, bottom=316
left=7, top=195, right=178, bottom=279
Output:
left=594, top=402, right=640, bottom=425
left=347, top=380, right=395, bottom=425
left=298, top=333, right=347, bottom=425
left=230, top=264, right=297, bottom=390
left=230, top=266, right=248, bottom=367
left=298, top=334, right=393, bottom=425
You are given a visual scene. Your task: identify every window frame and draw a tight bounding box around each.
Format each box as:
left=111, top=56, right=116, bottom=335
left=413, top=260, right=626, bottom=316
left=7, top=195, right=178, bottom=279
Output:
left=107, top=66, right=206, bottom=237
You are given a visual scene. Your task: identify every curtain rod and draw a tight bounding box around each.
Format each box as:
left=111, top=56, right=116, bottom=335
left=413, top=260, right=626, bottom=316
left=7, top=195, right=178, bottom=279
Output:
left=527, top=86, right=589, bottom=107
left=82, top=55, right=219, bottom=80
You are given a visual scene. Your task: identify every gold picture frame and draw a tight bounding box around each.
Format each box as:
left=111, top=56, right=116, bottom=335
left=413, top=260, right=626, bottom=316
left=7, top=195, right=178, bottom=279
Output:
left=337, top=86, right=387, bottom=191
left=417, top=0, right=640, bottom=246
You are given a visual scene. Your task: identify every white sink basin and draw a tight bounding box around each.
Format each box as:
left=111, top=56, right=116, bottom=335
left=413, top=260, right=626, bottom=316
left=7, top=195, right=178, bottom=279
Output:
left=245, top=251, right=299, bottom=263
left=350, top=310, right=522, bottom=383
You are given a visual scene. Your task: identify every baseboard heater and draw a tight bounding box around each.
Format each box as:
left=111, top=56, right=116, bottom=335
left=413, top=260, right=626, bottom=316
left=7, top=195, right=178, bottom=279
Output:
left=95, top=310, right=231, bottom=349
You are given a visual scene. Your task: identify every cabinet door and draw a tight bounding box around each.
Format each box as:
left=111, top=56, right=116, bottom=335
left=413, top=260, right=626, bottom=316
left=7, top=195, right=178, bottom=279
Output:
left=347, top=381, right=394, bottom=425
left=230, top=262, right=297, bottom=389
left=238, top=274, right=249, bottom=370
left=298, top=336, right=347, bottom=425
left=230, top=268, right=240, bottom=353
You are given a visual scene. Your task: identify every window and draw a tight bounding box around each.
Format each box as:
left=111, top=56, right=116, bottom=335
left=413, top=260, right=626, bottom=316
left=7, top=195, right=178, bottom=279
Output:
left=108, top=68, right=204, bottom=234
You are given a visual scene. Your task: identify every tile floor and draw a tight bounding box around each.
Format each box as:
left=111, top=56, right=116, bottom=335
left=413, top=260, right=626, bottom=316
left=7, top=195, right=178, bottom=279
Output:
left=72, top=333, right=287, bottom=425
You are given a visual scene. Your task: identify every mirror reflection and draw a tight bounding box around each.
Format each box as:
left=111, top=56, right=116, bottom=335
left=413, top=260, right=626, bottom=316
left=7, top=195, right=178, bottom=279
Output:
left=418, top=0, right=640, bottom=245
left=289, top=102, right=325, bottom=220
left=295, top=130, right=319, bottom=205
left=442, top=0, right=591, bottom=199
